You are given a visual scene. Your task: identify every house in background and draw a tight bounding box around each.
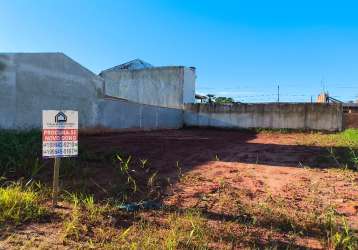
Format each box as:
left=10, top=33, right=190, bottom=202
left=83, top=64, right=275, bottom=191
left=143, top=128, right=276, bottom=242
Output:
left=99, top=59, right=196, bottom=109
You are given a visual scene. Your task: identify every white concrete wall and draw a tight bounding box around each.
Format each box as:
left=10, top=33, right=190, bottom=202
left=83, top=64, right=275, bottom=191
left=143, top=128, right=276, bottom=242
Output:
left=98, top=98, right=183, bottom=129
left=0, top=53, right=184, bottom=130
left=183, top=67, right=196, bottom=104
left=0, top=53, right=104, bottom=129
left=0, top=54, right=16, bottom=128
left=100, top=66, right=195, bottom=108
left=184, top=103, right=343, bottom=131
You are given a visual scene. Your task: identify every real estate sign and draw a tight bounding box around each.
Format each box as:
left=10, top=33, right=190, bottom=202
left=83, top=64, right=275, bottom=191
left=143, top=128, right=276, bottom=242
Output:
left=42, top=110, right=78, bottom=158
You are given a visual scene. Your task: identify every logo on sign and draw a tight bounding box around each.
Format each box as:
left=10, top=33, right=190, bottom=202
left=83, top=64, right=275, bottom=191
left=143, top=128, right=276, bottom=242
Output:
left=55, top=112, right=67, bottom=123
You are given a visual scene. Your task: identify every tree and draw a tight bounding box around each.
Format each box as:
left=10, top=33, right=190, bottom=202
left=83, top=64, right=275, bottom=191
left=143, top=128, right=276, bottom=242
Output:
left=203, top=94, right=236, bottom=104
left=206, top=94, right=215, bottom=104
left=214, top=96, right=235, bottom=104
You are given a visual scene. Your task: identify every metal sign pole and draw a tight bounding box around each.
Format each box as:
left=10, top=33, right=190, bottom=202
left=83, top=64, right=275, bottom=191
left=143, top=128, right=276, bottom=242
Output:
left=52, top=157, right=60, bottom=207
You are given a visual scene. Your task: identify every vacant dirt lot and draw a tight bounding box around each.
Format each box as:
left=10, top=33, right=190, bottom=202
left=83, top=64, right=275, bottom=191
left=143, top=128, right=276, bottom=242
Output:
left=1, top=128, right=358, bottom=249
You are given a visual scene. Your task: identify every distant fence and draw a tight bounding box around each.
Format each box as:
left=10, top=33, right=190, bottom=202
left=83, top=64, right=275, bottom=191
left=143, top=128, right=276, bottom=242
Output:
left=184, top=103, right=343, bottom=131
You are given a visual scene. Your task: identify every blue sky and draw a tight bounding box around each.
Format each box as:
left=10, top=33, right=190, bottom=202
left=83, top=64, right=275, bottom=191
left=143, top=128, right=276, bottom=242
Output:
left=1, top=0, right=358, bottom=102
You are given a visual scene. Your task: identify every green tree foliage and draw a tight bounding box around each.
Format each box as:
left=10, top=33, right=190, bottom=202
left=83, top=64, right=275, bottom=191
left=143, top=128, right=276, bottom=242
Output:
left=214, top=96, right=235, bottom=104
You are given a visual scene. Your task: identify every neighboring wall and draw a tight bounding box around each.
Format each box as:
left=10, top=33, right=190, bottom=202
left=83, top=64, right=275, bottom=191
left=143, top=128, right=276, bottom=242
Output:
left=183, top=67, right=196, bottom=104
left=184, top=103, right=343, bottom=131
left=0, top=53, right=104, bottom=129
left=0, top=53, right=344, bottom=132
left=98, top=98, right=183, bottom=129
left=0, top=53, right=183, bottom=130
left=100, top=66, right=195, bottom=108
left=343, top=113, right=358, bottom=128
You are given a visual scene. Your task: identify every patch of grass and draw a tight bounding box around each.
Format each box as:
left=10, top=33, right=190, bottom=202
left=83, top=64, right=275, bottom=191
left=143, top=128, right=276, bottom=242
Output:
left=62, top=193, right=110, bottom=241
left=254, top=127, right=308, bottom=134
left=0, top=130, right=107, bottom=182
left=61, top=197, right=211, bottom=250
left=302, top=129, right=358, bottom=170
left=63, top=194, right=82, bottom=241
left=301, top=129, right=358, bottom=148
left=0, top=130, right=43, bottom=179
left=108, top=209, right=210, bottom=250
left=164, top=210, right=209, bottom=249
left=0, top=183, right=48, bottom=226
left=338, top=129, right=358, bottom=147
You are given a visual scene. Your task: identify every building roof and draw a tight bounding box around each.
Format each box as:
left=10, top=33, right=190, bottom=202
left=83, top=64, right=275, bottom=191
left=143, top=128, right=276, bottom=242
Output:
left=343, top=103, right=358, bottom=108
left=102, top=59, right=153, bottom=74
left=195, top=94, right=207, bottom=100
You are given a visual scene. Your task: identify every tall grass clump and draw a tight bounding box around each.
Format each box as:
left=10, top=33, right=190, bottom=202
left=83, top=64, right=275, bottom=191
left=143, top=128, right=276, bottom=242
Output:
left=337, top=129, right=358, bottom=148
left=307, top=129, right=358, bottom=170
left=329, top=129, right=358, bottom=170
left=0, top=130, right=43, bottom=178
left=0, top=183, right=47, bottom=226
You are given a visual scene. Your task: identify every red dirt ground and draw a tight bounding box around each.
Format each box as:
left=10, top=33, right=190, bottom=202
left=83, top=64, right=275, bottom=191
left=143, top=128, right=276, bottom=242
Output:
left=84, top=129, right=358, bottom=245
left=1, top=128, right=358, bottom=249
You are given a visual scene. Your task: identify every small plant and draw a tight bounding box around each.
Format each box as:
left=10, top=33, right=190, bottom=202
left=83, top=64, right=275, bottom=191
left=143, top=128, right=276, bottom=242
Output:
left=116, top=154, right=132, bottom=174
left=321, top=208, right=358, bottom=250
left=114, top=154, right=138, bottom=193
left=147, top=171, right=158, bottom=187
left=331, top=219, right=358, bottom=250
left=63, top=194, right=82, bottom=240
left=176, top=161, right=183, bottom=181
left=214, top=154, right=220, bottom=161
left=139, top=159, right=148, bottom=169
left=83, top=195, right=96, bottom=220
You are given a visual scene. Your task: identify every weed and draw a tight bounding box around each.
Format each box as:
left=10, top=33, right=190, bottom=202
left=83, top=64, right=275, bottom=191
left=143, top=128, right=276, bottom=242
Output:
left=63, top=195, right=82, bottom=241
left=320, top=207, right=358, bottom=249
left=139, top=159, right=148, bottom=169
left=113, top=154, right=138, bottom=194
left=116, top=154, right=132, bottom=174
left=214, top=154, right=220, bottom=161
left=176, top=161, right=183, bottom=181
left=331, top=219, right=358, bottom=250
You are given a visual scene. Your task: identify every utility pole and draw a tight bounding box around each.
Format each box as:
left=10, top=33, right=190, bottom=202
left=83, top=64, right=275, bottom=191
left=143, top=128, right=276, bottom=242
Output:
left=277, top=84, right=280, bottom=103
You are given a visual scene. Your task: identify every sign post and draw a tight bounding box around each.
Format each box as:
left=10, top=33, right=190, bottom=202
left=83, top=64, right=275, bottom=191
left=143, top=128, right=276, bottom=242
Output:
left=42, top=110, right=78, bottom=207
left=52, top=158, right=60, bottom=207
